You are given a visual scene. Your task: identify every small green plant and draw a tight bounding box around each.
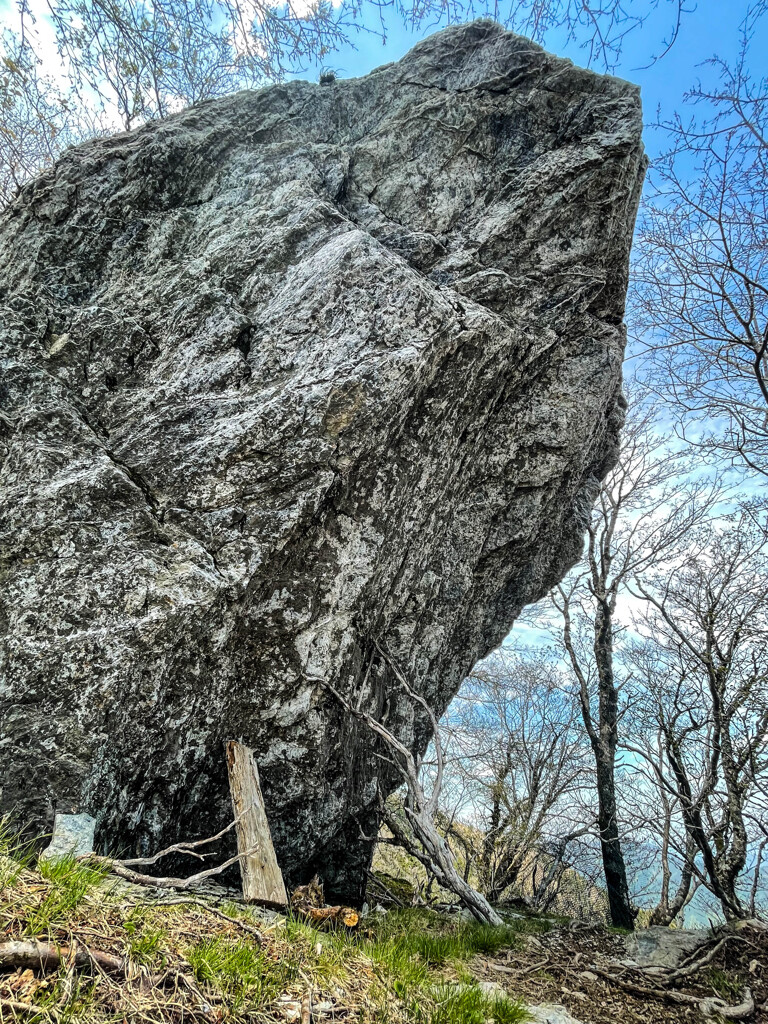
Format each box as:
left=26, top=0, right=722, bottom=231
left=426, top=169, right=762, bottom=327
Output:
left=128, top=925, right=167, bottom=966
left=709, top=967, right=743, bottom=1001
left=25, top=855, right=107, bottom=935
left=42, top=974, right=99, bottom=1020
left=427, top=984, right=530, bottom=1024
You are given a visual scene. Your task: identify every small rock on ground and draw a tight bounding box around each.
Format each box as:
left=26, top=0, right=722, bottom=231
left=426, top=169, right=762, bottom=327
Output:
left=527, top=1004, right=586, bottom=1024
left=39, top=813, right=96, bottom=861
left=621, top=925, right=710, bottom=968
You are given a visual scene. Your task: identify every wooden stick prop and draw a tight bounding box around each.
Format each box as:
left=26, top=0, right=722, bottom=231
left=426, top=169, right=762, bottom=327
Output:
left=225, top=740, right=288, bottom=905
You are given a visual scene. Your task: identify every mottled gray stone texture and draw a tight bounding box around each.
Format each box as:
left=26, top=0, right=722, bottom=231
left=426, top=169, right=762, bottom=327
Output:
left=0, top=20, right=645, bottom=901
left=39, top=813, right=96, bottom=861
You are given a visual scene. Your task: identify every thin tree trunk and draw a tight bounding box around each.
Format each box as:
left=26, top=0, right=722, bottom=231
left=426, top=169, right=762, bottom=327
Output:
left=591, top=598, right=635, bottom=930
left=594, top=753, right=634, bottom=929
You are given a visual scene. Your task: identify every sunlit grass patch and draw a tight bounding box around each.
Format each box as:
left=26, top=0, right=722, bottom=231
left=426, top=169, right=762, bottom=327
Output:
left=427, top=984, right=531, bottom=1024
left=126, top=924, right=168, bottom=966
left=356, top=906, right=541, bottom=969
left=315, top=907, right=538, bottom=1022
left=24, top=855, right=108, bottom=936
left=188, top=935, right=296, bottom=1011
left=122, top=903, right=170, bottom=967
left=1, top=831, right=537, bottom=1024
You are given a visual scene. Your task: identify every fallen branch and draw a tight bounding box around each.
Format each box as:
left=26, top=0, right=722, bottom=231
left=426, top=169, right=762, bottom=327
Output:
left=591, top=965, right=754, bottom=1018
left=301, top=987, right=312, bottom=1024
left=144, top=898, right=264, bottom=942
left=0, top=939, right=226, bottom=1017
left=0, top=940, right=125, bottom=975
left=699, top=990, right=755, bottom=1020
left=83, top=842, right=269, bottom=894
left=650, top=935, right=727, bottom=983
left=0, top=996, right=50, bottom=1018
left=115, top=817, right=244, bottom=867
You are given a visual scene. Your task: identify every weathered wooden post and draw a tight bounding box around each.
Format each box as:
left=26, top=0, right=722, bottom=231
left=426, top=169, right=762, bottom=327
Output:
left=225, top=740, right=287, bottom=905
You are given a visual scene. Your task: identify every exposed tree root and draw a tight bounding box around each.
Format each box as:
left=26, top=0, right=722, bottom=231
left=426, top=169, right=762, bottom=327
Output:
left=141, top=898, right=264, bottom=943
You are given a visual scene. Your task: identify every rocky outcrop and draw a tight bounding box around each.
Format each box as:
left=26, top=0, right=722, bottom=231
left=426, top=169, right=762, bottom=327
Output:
left=0, top=21, right=645, bottom=900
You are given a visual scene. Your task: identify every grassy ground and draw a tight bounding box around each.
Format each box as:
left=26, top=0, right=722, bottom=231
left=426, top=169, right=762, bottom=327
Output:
left=0, top=822, right=546, bottom=1024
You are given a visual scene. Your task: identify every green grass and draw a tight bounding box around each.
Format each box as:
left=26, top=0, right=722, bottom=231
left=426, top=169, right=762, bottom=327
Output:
left=127, top=925, right=168, bottom=966
left=283, top=916, right=349, bottom=985
left=0, top=815, right=36, bottom=888
left=188, top=936, right=296, bottom=1012
left=24, top=855, right=108, bottom=936
left=122, top=905, right=169, bottom=966
left=358, top=907, right=543, bottom=960
left=426, top=984, right=529, bottom=1024
left=708, top=967, right=743, bottom=1001
left=41, top=975, right=100, bottom=1022
left=2, top=823, right=539, bottom=1024
left=305, top=908, right=538, bottom=1023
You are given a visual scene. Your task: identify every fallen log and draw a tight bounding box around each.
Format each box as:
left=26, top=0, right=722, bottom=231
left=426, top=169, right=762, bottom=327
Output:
left=291, top=877, right=359, bottom=929
left=299, top=905, right=360, bottom=928
left=0, top=940, right=125, bottom=975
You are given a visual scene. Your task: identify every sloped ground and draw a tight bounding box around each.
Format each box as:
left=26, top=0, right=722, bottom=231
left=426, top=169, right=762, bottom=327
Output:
left=1, top=829, right=765, bottom=1023
left=473, top=920, right=767, bottom=1023
left=0, top=839, right=538, bottom=1023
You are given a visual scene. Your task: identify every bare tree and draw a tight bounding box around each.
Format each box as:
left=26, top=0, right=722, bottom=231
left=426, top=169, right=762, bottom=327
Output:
left=448, top=650, right=593, bottom=908
left=632, top=2, right=768, bottom=480
left=325, top=641, right=503, bottom=925
left=22, top=0, right=353, bottom=131
left=629, top=516, right=768, bottom=921
left=0, top=29, right=97, bottom=205
left=621, top=662, right=701, bottom=925
left=545, top=402, right=718, bottom=929
left=1, top=0, right=688, bottom=201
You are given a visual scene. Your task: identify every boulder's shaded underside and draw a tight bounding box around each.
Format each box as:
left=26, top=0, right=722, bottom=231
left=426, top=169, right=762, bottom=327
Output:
left=0, top=21, right=645, bottom=900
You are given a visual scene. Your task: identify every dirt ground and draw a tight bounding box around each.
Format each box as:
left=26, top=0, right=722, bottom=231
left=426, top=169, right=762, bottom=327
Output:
left=474, top=920, right=768, bottom=1024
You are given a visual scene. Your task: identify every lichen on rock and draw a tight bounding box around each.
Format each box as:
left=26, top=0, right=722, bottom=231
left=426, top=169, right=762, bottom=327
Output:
left=0, top=20, right=645, bottom=901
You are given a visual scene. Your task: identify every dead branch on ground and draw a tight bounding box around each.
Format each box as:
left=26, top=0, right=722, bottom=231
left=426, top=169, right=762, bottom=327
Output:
left=324, top=640, right=503, bottom=926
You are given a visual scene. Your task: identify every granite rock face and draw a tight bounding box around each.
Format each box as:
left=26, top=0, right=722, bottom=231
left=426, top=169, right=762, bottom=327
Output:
left=0, top=21, right=645, bottom=900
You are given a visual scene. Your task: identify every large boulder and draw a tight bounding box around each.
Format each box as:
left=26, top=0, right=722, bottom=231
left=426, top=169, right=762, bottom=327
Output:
left=0, top=21, right=645, bottom=900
